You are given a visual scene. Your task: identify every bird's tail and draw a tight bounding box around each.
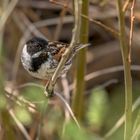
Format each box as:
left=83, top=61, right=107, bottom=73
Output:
left=74, top=43, right=90, bottom=52
left=65, top=43, right=90, bottom=66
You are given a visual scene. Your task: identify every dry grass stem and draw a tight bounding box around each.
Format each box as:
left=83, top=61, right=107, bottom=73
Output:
left=123, top=0, right=132, bottom=12
left=5, top=88, right=37, bottom=112
left=69, top=65, right=140, bottom=90
left=61, top=74, right=71, bottom=134
left=49, top=0, right=69, bottom=8
left=82, top=14, right=119, bottom=38
left=54, top=91, right=80, bottom=128
left=131, top=124, right=140, bottom=140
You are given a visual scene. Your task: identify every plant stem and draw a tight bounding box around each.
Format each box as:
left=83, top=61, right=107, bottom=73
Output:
left=46, top=0, right=82, bottom=96
left=123, top=0, right=133, bottom=12
left=117, top=0, right=132, bottom=140
left=72, top=0, right=89, bottom=121
left=0, top=0, right=18, bottom=32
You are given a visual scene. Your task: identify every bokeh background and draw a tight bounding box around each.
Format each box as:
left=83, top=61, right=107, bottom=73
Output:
left=0, top=0, right=140, bottom=140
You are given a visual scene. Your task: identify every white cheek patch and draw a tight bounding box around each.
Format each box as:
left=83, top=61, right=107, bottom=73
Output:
left=21, top=44, right=31, bottom=70
left=32, top=51, right=42, bottom=58
left=22, top=45, right=30, bottom=58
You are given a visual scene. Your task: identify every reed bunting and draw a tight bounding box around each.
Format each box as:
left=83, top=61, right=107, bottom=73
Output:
left=21, top=37, right=88, bottom=79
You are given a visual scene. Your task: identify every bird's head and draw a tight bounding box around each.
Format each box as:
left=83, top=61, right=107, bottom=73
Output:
left=26, top=37, right=48, bottom=56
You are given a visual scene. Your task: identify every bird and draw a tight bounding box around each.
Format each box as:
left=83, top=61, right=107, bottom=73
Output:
left=21, top=37, right=88, bottom=80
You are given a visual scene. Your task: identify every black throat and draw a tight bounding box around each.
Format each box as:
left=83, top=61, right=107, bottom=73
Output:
left=29, top=52, right=48, bottom=72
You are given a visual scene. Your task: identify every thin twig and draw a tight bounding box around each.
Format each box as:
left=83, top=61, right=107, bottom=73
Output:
left=61, top=74, right=71, bottom=134
left=34, top=14, right=119, bottom=39
left=46, top=0, right=82, bottom=96
left=123, top=0, right=132, bottom=12
left=49, top=0, right=69, bottom=9
left=16, top=83, right=44, bottom=89
left=128, top=0, right=136, bottom=62
left=61, top=75, right=70, bottom=104
left=54, top=91, right=80, bottom=128
left=81, top=14, right=119, bottom=38
left=69, top=65, right=140, bottom=90
left=5, top=89, right=36, bottom=112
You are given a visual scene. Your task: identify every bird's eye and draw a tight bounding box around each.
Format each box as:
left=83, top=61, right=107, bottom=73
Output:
left=37, top=45, right=41, bottom=50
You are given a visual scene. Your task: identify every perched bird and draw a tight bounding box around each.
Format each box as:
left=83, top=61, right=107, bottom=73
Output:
left=21, top=37, right=88, bottom=79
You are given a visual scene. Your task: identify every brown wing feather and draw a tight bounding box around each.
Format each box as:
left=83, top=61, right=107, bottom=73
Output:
left=53, top=47, right=66, bottom=61
left=48, top=41, right=69, bottom=61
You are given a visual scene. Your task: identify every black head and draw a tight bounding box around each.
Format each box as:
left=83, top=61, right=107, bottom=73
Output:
left=26, top=37, right=48, bottom=55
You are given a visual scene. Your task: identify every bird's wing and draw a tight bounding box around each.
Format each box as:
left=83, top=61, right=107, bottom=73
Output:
left=47, top=41, right=69, bottom=61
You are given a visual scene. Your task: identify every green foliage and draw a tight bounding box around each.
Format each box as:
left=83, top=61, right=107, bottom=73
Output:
left=15, top=86, right=48, bottom=126
left=0, top=94, right=7, bottom=109
left=103, top=84, right=140, bottom=140
left=15, top=106, right=32, bottom=125
left=21, top=86, right=47, bottom=109
left=87, top=87, right=109, bottom=130
left=63, top=122, right=101, bottom=140
left=104, top=85, right=124, bottom=140
left=0, top=65, right=7, bottom=110
left=22, top=86, right=45, bottom=101
left=44, top=106, right=63, bottom=135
